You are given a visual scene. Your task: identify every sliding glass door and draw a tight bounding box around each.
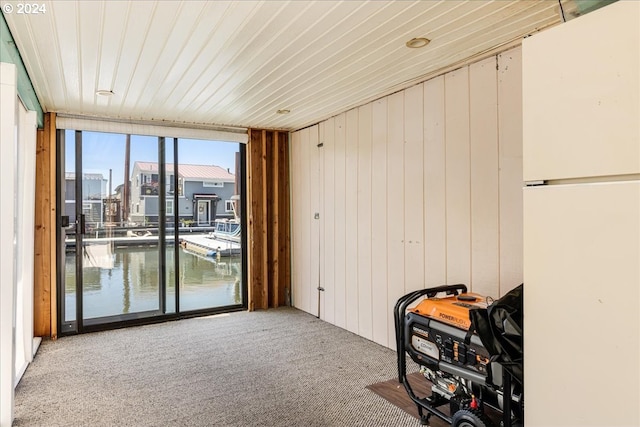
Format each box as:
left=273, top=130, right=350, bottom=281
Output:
left=58, top=130, right=245, bottom=334
left=176, top=138, right=243, bottom=312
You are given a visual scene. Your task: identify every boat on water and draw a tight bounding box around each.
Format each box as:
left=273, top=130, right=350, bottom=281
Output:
left=180, top=218, right=241, bottom=258
left=180, top=195, right=242, bottom=258
left=209, top=218, right=241, bottom=243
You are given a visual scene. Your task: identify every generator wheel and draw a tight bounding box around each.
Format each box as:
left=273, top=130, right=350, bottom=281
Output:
left=451, top=409, right=490, bottom=427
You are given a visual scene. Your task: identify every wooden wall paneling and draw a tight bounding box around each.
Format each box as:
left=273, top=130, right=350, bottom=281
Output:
left=268, top=131, right=280, bottom=308
left=333, top=113, right=347, bottom=329
left=498, top=47, right=524, bottom=296
left=308, top=126, right=321, bottom=316
left=247, top=129, right=258, bottom=309
left=261, top=131, right=270, bottom=308
left=316, top=125, right=325, bottom=319
left=247, top=130, right=255, bottom=310
left=356, top=104, right=373, bottom=341
left=469, top=57, right=500, bottom=298
left=322, top=118, right=336, bottom=324
left=278, top=132, right=291, bottom=306
left=272, top=131, right=289, bottom=308
left=266, top=134, right=274, bottom=305
left=403, top=84, right=425, bottom=294
left=249, top=128, right=291, bottom=310
left=344, top=109, right=359, bottom=334
left=248, top=129, right=266, bottom=310
left=423, top=77, right=447, bottom=288
left=33, top=128, right=50, bottom=337
left=370, top=98, right=388, bottom=347
left=33, top=112, right=56, bottom=337
left=445, top=67, right=471, bottom=287
left=48, top=114, right=56, bottom=338
left=386, top=91, right=405, bottom=351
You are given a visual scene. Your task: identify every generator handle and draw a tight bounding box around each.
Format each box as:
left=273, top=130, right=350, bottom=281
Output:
left=424, top=284, right=467, bottom=299
left=394, top=284, right=467, bottom=381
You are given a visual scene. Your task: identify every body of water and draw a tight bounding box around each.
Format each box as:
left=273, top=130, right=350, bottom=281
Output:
left=65, top=245, right=242, bottom=321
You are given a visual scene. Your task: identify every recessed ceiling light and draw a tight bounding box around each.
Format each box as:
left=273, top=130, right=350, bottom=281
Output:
left=276, top=109, right=290, bottom=114
left=96, top=90, right=114, bottom=97
left=405, top=37, right=430, bottom=49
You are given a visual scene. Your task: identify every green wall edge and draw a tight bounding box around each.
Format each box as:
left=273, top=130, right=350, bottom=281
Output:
left=1, top=13, right=44, bottom=128
left=575, top=0, right=619, bottom=16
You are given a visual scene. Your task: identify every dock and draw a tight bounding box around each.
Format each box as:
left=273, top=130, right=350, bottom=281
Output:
left=65, top=233, right=241, bottom=258
left=179, top=235, right=241, bottom=257
left=65, top=236, right=173, bottom=249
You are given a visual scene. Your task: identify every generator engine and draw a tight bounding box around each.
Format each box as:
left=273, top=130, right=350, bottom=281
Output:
left=394, top=285, right=523, bottom=427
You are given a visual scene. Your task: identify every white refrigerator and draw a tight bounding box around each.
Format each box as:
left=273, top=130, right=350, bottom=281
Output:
left=522, top=1, right=639, bottom=426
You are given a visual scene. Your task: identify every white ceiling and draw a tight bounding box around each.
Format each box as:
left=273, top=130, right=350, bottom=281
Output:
left=4, top=1, right=562, bottom=131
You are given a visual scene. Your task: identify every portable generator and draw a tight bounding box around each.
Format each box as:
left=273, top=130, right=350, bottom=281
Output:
left=394, top=284, right=523, bottom=427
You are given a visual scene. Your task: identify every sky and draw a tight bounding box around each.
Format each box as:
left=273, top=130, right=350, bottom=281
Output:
left=64, top=130, right=240, bottom=190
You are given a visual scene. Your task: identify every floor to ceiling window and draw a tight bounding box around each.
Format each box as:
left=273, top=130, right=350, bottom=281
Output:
left=58, top=129, right=246, bottom=334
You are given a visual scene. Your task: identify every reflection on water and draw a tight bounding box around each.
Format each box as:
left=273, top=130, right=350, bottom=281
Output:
left=65, top=246, right=242, bottom=321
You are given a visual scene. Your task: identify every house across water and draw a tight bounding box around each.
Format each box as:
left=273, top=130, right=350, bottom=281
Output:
left=129, top=161, right=236, bottom=226
left=63, top=172, right=108, bottom=226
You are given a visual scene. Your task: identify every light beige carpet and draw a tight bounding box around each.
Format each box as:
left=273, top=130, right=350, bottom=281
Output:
left=14, top=307, right=420, bottom=427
